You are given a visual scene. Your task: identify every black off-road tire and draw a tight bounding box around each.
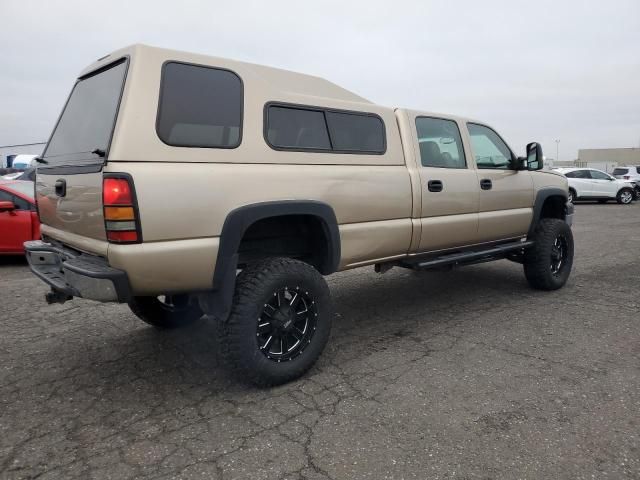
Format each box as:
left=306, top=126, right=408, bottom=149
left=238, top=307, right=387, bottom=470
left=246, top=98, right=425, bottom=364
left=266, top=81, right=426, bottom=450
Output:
left=616, top=188, right=634, bottom=205
left=128, top=295, right=203, bottom=329
left=524, top=218, right=574, bottom=291
left=220, top=257, right=332, bottom=387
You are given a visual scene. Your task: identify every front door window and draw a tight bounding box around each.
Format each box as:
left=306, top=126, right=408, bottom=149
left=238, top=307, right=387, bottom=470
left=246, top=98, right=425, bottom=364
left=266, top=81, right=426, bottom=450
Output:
left=467, top=123, right=514, bottom=170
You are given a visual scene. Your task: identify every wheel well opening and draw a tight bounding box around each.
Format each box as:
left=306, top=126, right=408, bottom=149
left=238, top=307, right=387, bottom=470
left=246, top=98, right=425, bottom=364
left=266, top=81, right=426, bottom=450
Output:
left=540, top=195, right=566, bottom=220
left=237, top=215, right=330, bottom=272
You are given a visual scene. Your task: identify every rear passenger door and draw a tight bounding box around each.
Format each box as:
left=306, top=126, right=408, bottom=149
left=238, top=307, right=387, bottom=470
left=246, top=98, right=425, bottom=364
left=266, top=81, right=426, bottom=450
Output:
left=466, top=123, right=534, bottom=242
left=414, top=116, right=480, bottom=251
left=588, top=169, right=617, bottom=197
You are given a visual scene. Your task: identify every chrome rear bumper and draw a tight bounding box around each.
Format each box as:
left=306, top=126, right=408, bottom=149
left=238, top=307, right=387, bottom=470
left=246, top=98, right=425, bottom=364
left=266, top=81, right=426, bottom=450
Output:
left=24, top=240, right=131, bottom=303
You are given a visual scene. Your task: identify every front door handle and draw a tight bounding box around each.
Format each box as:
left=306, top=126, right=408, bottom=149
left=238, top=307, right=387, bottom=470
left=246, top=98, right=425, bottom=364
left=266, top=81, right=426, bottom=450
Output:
left=480, top=179, right=492, bottom=190
left=427, top=180, right=443, bottom=192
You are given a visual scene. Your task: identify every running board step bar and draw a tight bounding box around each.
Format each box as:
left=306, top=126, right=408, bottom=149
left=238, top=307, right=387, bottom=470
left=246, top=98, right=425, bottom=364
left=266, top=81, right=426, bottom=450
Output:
left=401, top=240, right=534, bottom=270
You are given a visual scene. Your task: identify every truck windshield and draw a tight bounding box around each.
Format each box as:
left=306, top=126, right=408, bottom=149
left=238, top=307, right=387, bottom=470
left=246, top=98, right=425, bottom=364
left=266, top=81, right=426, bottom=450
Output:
left=43, top=59, right=127, bottom=167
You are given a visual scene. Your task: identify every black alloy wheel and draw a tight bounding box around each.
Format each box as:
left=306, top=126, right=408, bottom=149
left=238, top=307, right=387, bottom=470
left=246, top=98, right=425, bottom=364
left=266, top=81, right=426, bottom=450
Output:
left=257, top=287, right=318, bottom=362
left=550, top=234, right=569, bottom=276
left=220, top=257, right=333, bottom=387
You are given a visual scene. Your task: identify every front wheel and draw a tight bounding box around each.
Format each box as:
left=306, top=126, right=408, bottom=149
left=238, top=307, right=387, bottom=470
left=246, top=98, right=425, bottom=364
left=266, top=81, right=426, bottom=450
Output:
left=220, top=257, right=332, bottom=387
left=128, top=294, right=204, bottom=329
left=617, top=188, right=634, bottom=205
left=524, top=218, right=574, bottom=290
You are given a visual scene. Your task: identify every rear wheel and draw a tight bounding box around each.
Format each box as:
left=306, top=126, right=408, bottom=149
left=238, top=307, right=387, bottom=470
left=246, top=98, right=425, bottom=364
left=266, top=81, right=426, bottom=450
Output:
left=568, top=188, right=576, bottom=204
left=524, top=218, right=574, bottom=291
left=220, top=257, right=332, bottom=387
left=617, top=188, right=634, bottom=205
left=128, top=294, right=203, bottom=329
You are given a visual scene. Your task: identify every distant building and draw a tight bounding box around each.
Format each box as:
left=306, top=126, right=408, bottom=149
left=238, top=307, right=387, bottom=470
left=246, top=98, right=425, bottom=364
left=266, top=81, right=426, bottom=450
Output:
left=547, top=148, right=640, bottom=173
left=578, top=148, right=640, bottom=172
left=0, top=142, right=46, bottom=168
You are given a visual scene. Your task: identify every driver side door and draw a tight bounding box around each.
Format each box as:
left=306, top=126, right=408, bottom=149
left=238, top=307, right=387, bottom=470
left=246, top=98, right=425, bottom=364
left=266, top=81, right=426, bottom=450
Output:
left=466, top=123, right=534, bottom=242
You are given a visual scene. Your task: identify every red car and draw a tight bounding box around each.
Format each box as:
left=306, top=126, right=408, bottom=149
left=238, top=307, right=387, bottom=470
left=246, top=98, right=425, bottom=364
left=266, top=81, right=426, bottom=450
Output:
left=0, top=180, right=41, bottom=254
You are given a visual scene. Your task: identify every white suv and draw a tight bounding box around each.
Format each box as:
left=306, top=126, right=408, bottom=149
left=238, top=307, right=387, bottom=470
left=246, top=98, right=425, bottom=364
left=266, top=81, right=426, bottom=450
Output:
left=612, top=166, right=640, bottom=199
left=554, top=168, right=636, bottom=204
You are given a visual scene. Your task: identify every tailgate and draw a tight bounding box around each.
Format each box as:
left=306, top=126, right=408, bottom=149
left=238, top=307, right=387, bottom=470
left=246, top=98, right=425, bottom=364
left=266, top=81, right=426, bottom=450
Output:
left=36, top=171, right=106, bottom=241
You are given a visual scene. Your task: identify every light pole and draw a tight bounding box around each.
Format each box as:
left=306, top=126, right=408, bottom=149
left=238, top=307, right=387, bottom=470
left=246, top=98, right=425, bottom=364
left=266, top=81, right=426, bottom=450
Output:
left=555, top=139, right=560, bottom=162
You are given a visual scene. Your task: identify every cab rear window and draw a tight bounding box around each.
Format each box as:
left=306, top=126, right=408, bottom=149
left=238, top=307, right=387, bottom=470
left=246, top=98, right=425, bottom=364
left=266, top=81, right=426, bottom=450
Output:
left=156, top=62, right=243, bottom=148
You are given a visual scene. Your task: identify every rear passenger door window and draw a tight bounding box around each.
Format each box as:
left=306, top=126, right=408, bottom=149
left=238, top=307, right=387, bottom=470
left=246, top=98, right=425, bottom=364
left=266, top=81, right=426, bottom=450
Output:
left=157, top=62, right=243, bottom=148
left=415, top=117, right=466, bottom=168
left=467, top=123, right=514, bottom=169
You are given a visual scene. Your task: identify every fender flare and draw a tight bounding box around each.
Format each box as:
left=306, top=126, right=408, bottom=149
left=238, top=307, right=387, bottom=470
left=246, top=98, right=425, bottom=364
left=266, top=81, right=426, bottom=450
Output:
left=204, top=200, right=341, bottom=321
left=528, top=187, right=570, bottom=236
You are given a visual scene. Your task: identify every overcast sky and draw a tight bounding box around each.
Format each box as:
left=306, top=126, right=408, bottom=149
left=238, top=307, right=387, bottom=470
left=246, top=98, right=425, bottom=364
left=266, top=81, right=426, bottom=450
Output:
left=1, top=0, right=639, bottom=160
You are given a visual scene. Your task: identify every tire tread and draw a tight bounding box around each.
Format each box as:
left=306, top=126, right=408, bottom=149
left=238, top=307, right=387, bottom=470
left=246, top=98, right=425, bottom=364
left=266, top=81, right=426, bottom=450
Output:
left=524, top=218, right=574, bottom=291
left=220, top=257, right=331, bottom=387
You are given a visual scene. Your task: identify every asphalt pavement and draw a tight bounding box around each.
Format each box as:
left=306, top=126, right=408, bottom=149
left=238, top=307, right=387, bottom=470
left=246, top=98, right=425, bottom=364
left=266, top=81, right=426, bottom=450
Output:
left=1, top=203, right=639, bottom=479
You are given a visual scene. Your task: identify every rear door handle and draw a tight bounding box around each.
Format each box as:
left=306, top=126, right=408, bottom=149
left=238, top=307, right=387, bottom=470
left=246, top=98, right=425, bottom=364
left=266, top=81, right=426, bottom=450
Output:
left=427, top=180, right=443, bottom=192
left=480, top=179, right=492, bottom=190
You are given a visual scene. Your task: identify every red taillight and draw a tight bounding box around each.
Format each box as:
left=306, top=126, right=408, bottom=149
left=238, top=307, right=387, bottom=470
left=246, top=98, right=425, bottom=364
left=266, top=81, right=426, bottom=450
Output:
left=107, top=231, right=138, bottom=242
left=624, top=175, right=630, bottom=180
left=103, top=178, right=133, bottom=205
left=103, top=176, right=141, bottom=243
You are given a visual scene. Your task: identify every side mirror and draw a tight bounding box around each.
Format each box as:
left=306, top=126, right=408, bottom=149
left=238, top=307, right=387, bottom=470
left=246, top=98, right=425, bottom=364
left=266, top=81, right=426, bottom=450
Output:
left=0, top=201, right=16, bottom=213
left=526, top=142, right=544, bottom=170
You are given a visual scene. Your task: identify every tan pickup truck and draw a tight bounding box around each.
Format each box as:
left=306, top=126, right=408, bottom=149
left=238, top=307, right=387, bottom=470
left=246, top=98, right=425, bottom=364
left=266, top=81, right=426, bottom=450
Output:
left=26, top=44, right=574, bottom=386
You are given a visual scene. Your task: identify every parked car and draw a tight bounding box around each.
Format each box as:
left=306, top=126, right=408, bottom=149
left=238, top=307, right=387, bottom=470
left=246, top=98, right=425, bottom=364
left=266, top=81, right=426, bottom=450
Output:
left=554, top=167, right=636, bottom=204
left=0, top=180, right=40, bottom=254
left=25, top=44, right=573, bottom=386
left=612, top=166, right=640, bottom=199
